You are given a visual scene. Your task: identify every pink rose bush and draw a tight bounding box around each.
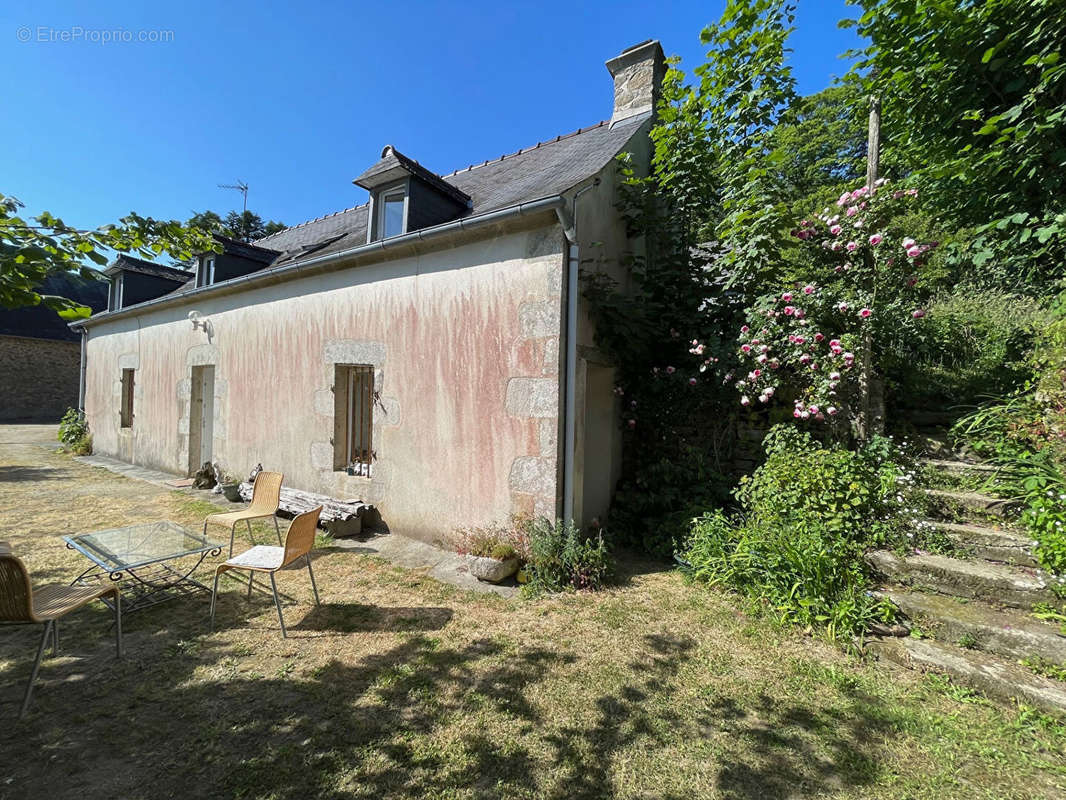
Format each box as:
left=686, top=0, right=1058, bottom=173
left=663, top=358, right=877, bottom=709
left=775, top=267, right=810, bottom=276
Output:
left=715, top=179, right=938, bottom=423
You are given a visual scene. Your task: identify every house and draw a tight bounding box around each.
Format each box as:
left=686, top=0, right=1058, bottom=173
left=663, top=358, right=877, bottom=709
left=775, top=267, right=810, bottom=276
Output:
left=74, top=41, right=665, bottom=540
left=0, top=272, right=108, bottom=422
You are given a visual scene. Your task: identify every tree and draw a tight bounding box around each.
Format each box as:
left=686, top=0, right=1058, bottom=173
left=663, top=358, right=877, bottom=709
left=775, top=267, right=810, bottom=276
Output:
left=768, top=84, right=870, bottom=216
left=845, top=0, right=1066, bottom=290
left=0, top=193, right=217, bottom=318
left=223, top=210, right=285, bottom=242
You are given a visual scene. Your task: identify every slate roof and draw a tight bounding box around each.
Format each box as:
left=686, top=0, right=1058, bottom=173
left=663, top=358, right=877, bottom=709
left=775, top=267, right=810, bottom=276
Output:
left=215, top=234, right=281, bottom=264
left=0, top=272, right=108, bottom=342
left=103, top=254, right=193, bottom=283
left=257, top=112, right=651, bottom=262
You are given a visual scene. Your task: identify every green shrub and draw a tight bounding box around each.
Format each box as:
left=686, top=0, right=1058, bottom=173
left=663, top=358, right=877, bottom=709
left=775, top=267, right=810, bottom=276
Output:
left=883, top=290, right=1049, bottom=411
left=57, top=408, right=92, bottom=455
left=681, top=426, right=930, bottom=639
left=523, top=518, right=613, bottom=594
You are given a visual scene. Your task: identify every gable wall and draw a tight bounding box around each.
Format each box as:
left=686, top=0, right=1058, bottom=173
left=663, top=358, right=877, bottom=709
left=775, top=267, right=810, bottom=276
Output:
left=84, top=224, right=566, bottom=542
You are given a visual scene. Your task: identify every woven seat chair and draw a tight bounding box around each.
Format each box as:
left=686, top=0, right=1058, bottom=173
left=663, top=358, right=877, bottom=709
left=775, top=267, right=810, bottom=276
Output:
left=203, top=470, right=284, bottom=556
left=210, top=506, right=322, bottom=638
left=0, top=542, right=122, bottom=719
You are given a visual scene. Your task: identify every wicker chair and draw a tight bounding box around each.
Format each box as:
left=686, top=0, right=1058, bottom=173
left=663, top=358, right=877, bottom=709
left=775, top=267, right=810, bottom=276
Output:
left=0, top=542, right=122, bottom=719
left=210, top=506, right=322, bottom=638
left=203, top=470, right=284, bottom=556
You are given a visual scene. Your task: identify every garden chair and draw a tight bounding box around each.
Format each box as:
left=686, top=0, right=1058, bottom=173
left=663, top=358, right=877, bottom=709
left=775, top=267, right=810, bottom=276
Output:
left=203, top=470, right=284, bottom=556
left=0, top=542, right=122, bottom=719
left=209, top=506, right=322, bottom=638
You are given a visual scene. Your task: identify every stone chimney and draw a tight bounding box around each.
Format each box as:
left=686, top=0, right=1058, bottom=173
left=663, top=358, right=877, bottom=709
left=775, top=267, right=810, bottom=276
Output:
left=605, top=40, right=666, bottom=124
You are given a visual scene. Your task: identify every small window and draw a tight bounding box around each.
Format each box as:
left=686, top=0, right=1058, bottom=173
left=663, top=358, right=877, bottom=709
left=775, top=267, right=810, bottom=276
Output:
left=120, top=369, right=135, bottom=428
left=380, top=191, right=405, bottom=238
left=110, top=276, right=124, bottom=311
left=334, top=364, right=374, bottom=476
left=199, top=256, right=216, bottom=287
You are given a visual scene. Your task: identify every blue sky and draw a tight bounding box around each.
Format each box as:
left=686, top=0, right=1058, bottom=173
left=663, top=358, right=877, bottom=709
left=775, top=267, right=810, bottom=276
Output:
left=3, top=1, right=861, bottom=234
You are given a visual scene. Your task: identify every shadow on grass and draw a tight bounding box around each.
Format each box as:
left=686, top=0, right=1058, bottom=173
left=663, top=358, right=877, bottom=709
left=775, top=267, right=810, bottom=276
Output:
left=0, top=465, right=71, bottom=482
left=0, top=606, right=896, bottom=800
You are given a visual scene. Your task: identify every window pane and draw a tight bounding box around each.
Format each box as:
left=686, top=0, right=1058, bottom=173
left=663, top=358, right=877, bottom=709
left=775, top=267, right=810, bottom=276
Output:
left=383, top=195, right=404, bottom=238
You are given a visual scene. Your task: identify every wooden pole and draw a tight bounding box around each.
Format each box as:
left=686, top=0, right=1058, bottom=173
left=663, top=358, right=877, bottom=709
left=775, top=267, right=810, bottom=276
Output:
left=858, top=95, right=882, bottom=441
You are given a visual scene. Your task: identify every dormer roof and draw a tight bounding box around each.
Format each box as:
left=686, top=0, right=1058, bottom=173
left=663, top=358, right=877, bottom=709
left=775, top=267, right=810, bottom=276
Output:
left=353, top=145, right=471, bottom=207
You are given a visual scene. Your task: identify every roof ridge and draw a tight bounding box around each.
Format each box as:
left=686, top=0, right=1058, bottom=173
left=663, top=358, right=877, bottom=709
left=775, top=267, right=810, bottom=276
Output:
left=257, top=203, right=369, bottom=242
left=441, top=120, right=608, bottom=178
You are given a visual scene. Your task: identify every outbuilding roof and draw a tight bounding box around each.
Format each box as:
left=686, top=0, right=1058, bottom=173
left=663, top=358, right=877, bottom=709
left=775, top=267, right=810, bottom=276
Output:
left=103, top=254, right=193, bottom=283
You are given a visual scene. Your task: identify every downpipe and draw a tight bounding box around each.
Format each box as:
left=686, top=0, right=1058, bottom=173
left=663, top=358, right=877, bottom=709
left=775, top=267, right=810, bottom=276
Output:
left=559, top=178, right=599, bottom=524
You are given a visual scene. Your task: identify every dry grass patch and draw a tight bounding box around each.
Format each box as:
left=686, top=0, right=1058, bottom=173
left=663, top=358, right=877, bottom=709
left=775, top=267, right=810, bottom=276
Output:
left=0, top=426, right=1063, bottom=799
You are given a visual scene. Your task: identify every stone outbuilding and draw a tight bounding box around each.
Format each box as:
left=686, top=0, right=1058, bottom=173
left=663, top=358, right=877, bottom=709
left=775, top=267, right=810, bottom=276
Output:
left=75, top=41, right=665, bottom=540
left=0, top=273, right=107, bottom=422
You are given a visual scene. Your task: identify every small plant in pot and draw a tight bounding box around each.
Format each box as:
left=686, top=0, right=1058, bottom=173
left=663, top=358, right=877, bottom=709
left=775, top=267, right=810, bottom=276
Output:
left=451, top=520, right=525, bottom=583
left=219, top=471, right=243, bottom=502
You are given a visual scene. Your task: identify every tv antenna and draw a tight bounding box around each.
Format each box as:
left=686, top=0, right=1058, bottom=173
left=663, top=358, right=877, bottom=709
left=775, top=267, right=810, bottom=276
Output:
left=218, top=180, right=249, bottom=214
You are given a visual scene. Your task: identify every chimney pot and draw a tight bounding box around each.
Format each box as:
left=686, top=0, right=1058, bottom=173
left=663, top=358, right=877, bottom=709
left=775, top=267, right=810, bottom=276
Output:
left=605, top=40, right=666, bottom=124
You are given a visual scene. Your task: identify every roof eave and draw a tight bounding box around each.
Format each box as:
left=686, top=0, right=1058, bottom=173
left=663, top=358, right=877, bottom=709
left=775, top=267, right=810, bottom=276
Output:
left=72, top=195, right=566, bottom=330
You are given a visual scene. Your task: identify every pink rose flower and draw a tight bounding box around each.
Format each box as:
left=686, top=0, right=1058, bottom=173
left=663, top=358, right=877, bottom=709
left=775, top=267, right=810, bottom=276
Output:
left=827, top=406, right=838, bottom=416
left=781, top=292, right=793, bottom=302
left=902, top=237, right=916, bottom=249
left=688, top=377, right=697, bottom=386
left=912, top=309, right=926, bottom=319
left=741, top=325, right=750, bottom=333
left=869, top=233, right=883, bottom=246
left=829, top=371, right=840, bottom=380
left=859, top=308, right=872, bottom=318
left=803, top=285, right=815, bottom=295
left=829, top=224, right=842, bottom=236
left=666, top=366, right=675, bottom=374
left=783, top=306, right=795, bottom=316
left=846, top=205, right=858, bottom=217
left=906, top=245, right=922, bottom=258
left=846, top=241, right=858, bottom=253
left=757, top=354, right=768, bottom=364
left=627, top=419, right=636, bottom=428
left=814, top=332, right=825, bottom=342
left=740, top=344, right=751, bottom=354
left=764, top=387, right=775, bottom=397
left=740, top=396, right=750, bottom=406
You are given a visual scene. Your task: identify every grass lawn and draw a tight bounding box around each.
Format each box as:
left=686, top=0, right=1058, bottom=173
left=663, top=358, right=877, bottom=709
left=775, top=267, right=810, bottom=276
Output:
left=1, top=425, right=1064, bottom=799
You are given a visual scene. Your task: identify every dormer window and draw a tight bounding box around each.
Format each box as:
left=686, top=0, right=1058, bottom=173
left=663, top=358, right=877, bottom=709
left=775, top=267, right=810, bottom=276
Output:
left=354, top=145, right=471, bottom=244
left=198, top=255, right=216, bottom=287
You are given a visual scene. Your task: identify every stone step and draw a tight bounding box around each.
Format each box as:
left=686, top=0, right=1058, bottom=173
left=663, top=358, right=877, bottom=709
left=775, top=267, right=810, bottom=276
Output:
left=881, top=589, right=1066, bottom=664
left=867, top=550, right=1056, bottom=608
left=866, top=636, right=1066, bottom=715
left=926, top=488, right=1017, bottom=522
left=921, top=458, right=998, bottom=476
left=931, top=520, right=1037, bottom=567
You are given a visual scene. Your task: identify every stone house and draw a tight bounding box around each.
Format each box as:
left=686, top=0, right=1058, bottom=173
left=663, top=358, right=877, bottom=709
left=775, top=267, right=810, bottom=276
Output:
left=0, top=273, right=107, bottom=422
left=75, top=41, right=665, bottom=540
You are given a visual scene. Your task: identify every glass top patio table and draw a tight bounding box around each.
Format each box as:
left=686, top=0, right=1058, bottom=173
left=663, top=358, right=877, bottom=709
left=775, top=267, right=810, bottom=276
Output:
left=63, top=521, right=223, bottom=573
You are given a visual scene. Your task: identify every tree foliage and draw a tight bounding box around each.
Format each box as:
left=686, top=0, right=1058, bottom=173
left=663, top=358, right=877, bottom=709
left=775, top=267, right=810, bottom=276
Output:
left=187, top=209, right=286, bottom=242
left=845, top=0, right=1066, bottom=290
left=0, top=193, right=217, bottom=317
